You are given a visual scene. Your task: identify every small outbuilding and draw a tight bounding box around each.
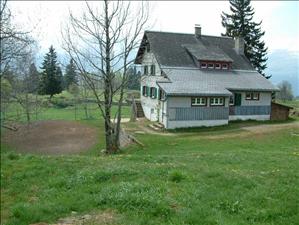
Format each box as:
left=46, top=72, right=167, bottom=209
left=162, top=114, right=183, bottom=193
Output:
left=270, top=102, right=293, bottom=121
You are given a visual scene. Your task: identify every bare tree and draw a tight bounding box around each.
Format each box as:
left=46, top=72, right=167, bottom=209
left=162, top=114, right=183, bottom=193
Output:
left=1, top=0, right=39, bottom=129
left=62, top=0, right=149, bottom=153
left=0, top=0, right=34, bottom=73
left=276, top=80, right=294, bottom=102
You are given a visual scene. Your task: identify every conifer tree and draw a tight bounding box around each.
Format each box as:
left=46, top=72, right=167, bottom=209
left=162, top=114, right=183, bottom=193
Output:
left=39, top=46, right=63, bottom=97
left=26, top=63, right=40, bottom=93
left=64, top=59, right=78, bottom=89
left=221, top=0, right=270, bottom=78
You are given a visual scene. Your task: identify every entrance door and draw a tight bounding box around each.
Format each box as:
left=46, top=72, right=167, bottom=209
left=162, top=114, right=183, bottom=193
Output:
left=234, top=93, right=241, bottom=106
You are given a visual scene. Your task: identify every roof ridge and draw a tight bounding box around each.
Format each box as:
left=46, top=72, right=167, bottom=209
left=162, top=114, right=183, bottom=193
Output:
left=145, top=30, right=232, bottom=39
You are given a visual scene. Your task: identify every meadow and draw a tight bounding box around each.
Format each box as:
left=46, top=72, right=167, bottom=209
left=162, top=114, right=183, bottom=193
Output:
left=1, top=96, right=299, bottom=225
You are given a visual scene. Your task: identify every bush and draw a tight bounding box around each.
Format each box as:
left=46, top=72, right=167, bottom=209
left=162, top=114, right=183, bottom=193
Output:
left=169, top=171, right=185, bottom=183
left=7, top=152, right=19, bottom=160
left=50, top=97, right=74, bottom=108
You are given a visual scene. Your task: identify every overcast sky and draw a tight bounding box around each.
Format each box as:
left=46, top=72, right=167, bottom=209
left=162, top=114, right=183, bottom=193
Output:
left=8, top=1, right=299, bottom=54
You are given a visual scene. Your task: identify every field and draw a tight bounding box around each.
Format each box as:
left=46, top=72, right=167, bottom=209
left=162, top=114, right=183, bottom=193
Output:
left=1, top=97, right=299, bottom=225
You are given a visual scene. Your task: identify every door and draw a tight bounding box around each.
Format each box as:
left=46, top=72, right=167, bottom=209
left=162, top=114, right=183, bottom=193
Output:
left=234, top=93, right=241, bottom=106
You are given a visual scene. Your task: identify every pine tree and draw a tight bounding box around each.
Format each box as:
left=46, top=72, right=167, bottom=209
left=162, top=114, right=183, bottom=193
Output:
left=26, top=63, right=40, bottom=93
left=39, top=46, right=63, bottom=97
left=64, top=59, right=78, bottom=90
left=221, top=0, right=270, bottom=78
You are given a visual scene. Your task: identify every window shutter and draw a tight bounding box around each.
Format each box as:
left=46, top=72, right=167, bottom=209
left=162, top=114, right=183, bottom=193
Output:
left=158, top=88, right=160, bottom=100
left=147, top=86, right=150, bottom=96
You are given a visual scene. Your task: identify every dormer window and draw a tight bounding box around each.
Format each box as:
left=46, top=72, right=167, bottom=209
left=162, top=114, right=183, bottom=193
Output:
left=222, top=63, right=228, bottom=70
left=144, top=65, right=148, bottom=75
left=146, top=44, right=150, bottom=52
left=200, top=62, right=207, bottom=68
left=208, top=63, right=214, bottom=69
left=199, top=61, right=231, bottom=70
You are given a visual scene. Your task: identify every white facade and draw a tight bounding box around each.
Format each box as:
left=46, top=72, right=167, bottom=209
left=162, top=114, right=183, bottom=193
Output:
left=140, top=50, right=165, bottom=122
left=139, top=49, right=273, bottom=129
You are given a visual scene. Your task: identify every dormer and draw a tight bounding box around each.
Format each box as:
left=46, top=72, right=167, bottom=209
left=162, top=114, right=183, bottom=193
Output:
left=199, top=60, right=232, bottom=70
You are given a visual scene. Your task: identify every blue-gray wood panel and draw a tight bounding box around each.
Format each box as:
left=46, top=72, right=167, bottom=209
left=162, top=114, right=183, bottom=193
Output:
left=169, top=107, right=229, bottom=121
left=229, top=105, right=271, bottom=115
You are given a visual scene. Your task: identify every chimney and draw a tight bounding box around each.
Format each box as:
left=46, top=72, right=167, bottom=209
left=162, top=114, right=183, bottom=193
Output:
left=235, top=37, right=244, bottom=55
left=195, top=24, right=201, bottom=38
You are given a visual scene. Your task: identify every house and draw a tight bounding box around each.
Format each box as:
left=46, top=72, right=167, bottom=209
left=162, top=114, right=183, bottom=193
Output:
left=134, top=25, right=279, bottom=129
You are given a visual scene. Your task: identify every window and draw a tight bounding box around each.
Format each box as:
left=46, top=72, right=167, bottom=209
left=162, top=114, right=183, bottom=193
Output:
left=210, top=97, right=224, bottom=106
left=150, top=65, right=155, bottom=75
left=245, top=92, right=260, bottom=100
left=222, top=63, right=228, bottom=69
left=215, top=63, right=221, bottom=69
left=253, top=92, right=259, bottom=100
left=245, top=93, right=251, bottom=100
left=200, top=62, right=207, bottom=68
left=191, top=97, right=207, bottom=106
left=229, top=95, right=234, bottom=105
left=146, top=43, right=150, bottom=52
left=208, top=63, right=214, bottom=69
left=144, top=65, right=148, bottom=75
left=142, top=86, right=147, bottom=96
left=150, top=87, right=157, bottom=99
left=159, top=89, right=166, bottom=100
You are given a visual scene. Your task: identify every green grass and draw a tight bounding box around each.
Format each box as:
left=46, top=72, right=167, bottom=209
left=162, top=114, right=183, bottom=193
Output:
left=1, top=97, right=299, bottom=224
left=276, top=99, right=299, bottom=111
left=1, top=123, right=299, bottom=224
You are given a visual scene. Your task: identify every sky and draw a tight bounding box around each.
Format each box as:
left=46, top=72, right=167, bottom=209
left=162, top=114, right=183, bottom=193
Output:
left=8, top=1, right=299, bottom=54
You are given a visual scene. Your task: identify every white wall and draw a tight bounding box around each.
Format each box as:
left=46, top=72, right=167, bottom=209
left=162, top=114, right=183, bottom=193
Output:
left=140, top=49, right=164, bottom=122
left=240, top=92, right=272, bottom=106
left=167, top=96, right=230, bottom=108
left=167, top=120, right=228, bottom=129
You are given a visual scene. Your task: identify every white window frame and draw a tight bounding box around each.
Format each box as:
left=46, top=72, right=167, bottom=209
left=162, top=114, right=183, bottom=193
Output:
left=200, top=63, right=207, bottom=68
left=253, top=92, right=259, bottom=100
left=222, top=63, right=228, bottom=70
left=208, top=63, right=214, bottom=69
left=191, top=97, right=207, bottom=106
left=150, top=87, right=156, bottom=99
left=210, top=97, right=225, bottom=106
left=215, top=63, right=221, bottom=69
left=245, top=92, right=260, bottom=100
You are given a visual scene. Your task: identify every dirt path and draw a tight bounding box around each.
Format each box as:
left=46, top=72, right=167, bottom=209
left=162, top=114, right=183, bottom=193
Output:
left=126, top=119, right=299, bottom=139
left=204, top=122, right=299, bottom=139
left=2, top=120, right=98, bottom=155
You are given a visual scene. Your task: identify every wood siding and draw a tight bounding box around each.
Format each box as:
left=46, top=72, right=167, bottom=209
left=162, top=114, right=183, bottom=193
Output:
left=229, top=105, right=271, bottom=115
left=169, top=107, right=229, bottom=121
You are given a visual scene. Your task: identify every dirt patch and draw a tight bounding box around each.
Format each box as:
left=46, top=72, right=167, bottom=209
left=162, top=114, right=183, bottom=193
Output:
left=2, top=120, right=98, bottom=155
left=30, top=210, right=117, bottom=225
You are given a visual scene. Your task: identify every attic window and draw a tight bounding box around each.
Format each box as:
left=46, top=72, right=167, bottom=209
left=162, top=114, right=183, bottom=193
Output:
left=222, top=63, right=228, bottom=69
left=215, top=63, right=221, bottom=69
left=146, top=44, right=150, bottom=52
left=200, top=62, right=207, bottom=68
left=208, top=63, right=214, bottom=69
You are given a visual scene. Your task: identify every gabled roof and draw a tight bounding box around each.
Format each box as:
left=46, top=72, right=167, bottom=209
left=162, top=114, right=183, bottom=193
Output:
left=157, top=67, right=279, bottom=96
left=135, top=31, right=254, bottom=70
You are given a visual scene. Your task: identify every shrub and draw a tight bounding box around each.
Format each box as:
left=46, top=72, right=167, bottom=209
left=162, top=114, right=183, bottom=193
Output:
left=7, top=152, right=19, bottom=160
left=169, top=171, right=185, bottom=183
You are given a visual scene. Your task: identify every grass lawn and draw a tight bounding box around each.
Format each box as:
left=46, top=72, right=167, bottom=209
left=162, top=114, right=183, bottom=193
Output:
left=1, top=97, right=299, bottom=225
left=1, top=119, right=299, bottom=224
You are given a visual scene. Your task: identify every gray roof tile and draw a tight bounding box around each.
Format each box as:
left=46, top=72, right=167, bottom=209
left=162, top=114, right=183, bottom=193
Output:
left=157, top=68, right=279, bottom=96
left=136, top=31, right=254, bottom=70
